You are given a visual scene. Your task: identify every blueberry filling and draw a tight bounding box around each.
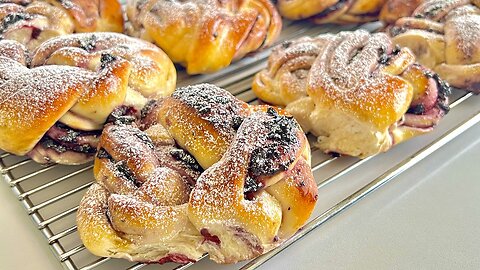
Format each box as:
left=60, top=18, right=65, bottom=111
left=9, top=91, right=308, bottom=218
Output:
left=96, top=148, right=113, bottom=160
left=0, top=13, right=33, bottom=34
left=170, top=148, right=202, bottom=172
left=40, top=136, right=97, bottom=154
left=407, top=104, right=426, bottom=115
left=106, top=106, right=138, bottom=125
left=40, top=123, right=100, bottom=154
left=172, top=84, right=248, bottom=132
left=100, top=53, right=117, bottom=69
left=79, top=34, right=97, bottom=52
left=424, top=68, right=451, bottom=113
left=97, top=148, right=141, bottom=187
left=245, top=108, right=300, bottom=194
left=116, top=160, right=141, bottom=187
left=30, top=27, right=41, bottom=39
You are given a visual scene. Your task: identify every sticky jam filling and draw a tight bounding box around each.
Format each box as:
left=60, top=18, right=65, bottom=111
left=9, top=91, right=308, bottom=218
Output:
left=403, top=68, right=450, bottom=128
left=378, top=50, right=450, bottom=130
left=0, top=13, right=33, bottom=34
left=39, top=123, right=100, bottom=154
left=244, top=108, right=300, bottom=197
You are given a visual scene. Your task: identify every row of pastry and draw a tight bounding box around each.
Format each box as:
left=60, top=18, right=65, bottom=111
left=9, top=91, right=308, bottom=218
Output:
left=0, top=0, right=478, bottom=266
left=2, top=0, right=479, bottom=79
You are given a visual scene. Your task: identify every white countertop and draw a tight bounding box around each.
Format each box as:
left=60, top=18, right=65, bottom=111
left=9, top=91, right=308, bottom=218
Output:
left=1, top=94, right=479, bottom=270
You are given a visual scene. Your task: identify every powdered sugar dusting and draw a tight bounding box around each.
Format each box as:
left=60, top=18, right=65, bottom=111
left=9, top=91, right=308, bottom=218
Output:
left=31, top=32, right=175, bottom=98
left=307, top=30, right=412, bottom=129
left=0, top=32, right=175, bottom=160
left=188, top=105, right=314, bottom=259
left=79, top=85, right=316, bottom=263
left=0, top=64, right=92, bottom=129
left=0, top=0, right=123, bottom=50
left=388, top=0, right=480, bottom=91
left=190, top=108, right=303, bottom=221
left=78, top=122, right=203, bottom=261
left=446, top=14, right=480, bottom=64
left=172, top=83, right=250, bottom=138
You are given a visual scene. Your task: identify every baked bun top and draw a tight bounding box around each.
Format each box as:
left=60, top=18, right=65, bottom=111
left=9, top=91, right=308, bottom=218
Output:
left=253, top=30, right=450, bottom=157
left=0, top=0, right=124, bottom=50
left=78, top=83, right=317, bottom=264
left=306, top=30, right=413, bottom=131
left=0, top=33, right=176, bottom=162
left=126, top=0, right=282, bottom=74
left=0, top=50, right=93, bottom=155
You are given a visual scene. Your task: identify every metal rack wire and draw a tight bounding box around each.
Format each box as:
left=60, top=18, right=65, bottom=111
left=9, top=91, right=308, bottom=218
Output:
left=1, top=20, right=479, bottom=270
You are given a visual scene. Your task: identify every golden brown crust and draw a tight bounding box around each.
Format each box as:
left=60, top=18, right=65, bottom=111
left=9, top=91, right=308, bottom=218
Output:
left=384, top=0, right=480, bottom=92
left=0, top=0, right=124, bottom=51
left=78, top=84, right=317, bottom=264
left=126, top=0, right=282, bottom=74
left=0, top=33, right=176, bottom=164
left=31, top=32, right=176, bottom=100
left=307, top=31, right=412, bottom=131
left=277, top=0, right=386, bottom=24
left=188, top=107, right=316, bottom=263
left=64, top=0, right=124, bottom=33
left=253, top=30, right=450, bottom=158
left=0, top=59, right=92, bottom=155
left=252, top=37, right=327, bottom=106
left=153, top=84, right=250, bottom=168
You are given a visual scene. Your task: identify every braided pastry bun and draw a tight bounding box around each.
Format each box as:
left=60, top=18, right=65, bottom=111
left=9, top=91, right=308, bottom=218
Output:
left=0, top=33, right=176, bottom=165
left=0, top=0, right=124, bottom=51
left=253, top=30, right=450, bottom=158
left=277, top=0, right=386, bottom=24
left=126, top=0, right=282, bottom=74
left=77, top=84, right=317, bottom=264
left=382, top=0, right=480, bottom=93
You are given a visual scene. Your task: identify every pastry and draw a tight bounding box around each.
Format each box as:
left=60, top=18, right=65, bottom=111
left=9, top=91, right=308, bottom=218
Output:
left=0, top=0, right=124, bottom=51
left=253, top=30, right=450, bottom=158
left=277, top=0, right=386, bottom=24
left=382, top=0, right=480, bottom=93
left=126, top=0, right=282, bottom=74
left=0, top=33, right=176, bottom=164
left=77, top=84, right=317, bottom=264
left=379, top=0, right=424, bottom=24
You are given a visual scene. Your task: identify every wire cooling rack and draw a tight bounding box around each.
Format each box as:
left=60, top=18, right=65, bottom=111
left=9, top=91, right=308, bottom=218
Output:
left=1, top=20, right=480, bottom=270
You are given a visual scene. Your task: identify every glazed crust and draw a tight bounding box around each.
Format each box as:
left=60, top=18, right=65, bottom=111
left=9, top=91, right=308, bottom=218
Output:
left=78, top=84, right=317, bottom=264
left=31, top=32, right=177, bottom=104
left=277, top=0, right=386, bottom=24
left=153, top=84, right=251, bottom=169
left=0, top=33, right=176, bottom=164
left=0, top=55, right=92, bottom=156
left=253, top=30, right=450, bottom=158
left=0, top=0, right=124, bottom=51
left=382, top=0, right=480, bottom=93
left=126, top=0, right=282, bottom=74
left=188, top=106, right=316, bottom=263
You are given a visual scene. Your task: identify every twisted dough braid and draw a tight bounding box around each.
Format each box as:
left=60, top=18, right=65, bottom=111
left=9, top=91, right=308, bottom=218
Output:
left=0, top=0, right=124, bottom=51
left=253, top=30, right=450, bottom=158
left=77, top=84, right=317, bottom=264
left=381, top=0, right=480, bottom=93
left=126, top=0, right=282, bottom=74
left=277, top=0, right=386, bottom=24
left=0, top=33, right=176, bottom=164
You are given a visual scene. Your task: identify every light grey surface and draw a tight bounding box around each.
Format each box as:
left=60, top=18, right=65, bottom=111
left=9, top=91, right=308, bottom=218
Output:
left=0, top=175, right=60, bottom=270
